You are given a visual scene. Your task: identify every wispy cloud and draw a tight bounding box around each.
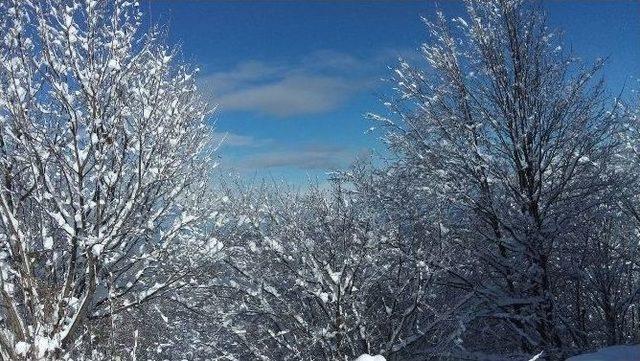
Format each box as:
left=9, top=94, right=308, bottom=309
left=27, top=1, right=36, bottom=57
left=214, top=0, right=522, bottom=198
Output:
left=199, top=49, right=409, bottom=118
left=203, top=61, right=284, bottom=95
left=215, top=75, right=354, bottom=117
left=241, top=144, right=355, bottom=170
left=211, top=131, right=272, bottom=148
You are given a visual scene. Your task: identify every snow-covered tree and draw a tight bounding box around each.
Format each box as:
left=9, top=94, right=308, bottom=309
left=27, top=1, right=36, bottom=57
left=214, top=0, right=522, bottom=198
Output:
left=370, top=0, right=626, bottom=359
left=0, top=0, right=217, bottom=359
left=208, top=178, right=457, bottom=361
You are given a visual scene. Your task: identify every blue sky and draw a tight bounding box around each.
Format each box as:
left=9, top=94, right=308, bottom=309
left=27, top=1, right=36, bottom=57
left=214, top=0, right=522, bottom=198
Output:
left=144, top=1, right=640, bottom=184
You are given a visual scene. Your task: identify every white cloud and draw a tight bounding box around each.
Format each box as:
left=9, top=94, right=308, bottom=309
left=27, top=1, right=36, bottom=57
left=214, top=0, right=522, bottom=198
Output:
left=215, top=74, right=354, bottom=117
left=198, top=49, right=407, bottom=118
left=211, top=131, right=271, bottom=148
left=239, top=144, right=359, bottom=170
left=203, top=61, right=283, bottom=95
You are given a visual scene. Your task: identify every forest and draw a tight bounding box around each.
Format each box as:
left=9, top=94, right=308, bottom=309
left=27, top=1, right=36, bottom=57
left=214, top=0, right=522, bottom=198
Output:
left=0, top=0, right=638, bottom=360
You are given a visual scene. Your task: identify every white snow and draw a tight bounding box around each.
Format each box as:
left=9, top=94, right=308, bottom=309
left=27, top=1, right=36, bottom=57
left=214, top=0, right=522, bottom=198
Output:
left=14, top=341, right=30, bottom=356
left=43, top=236, right=53, bottom=250
left=354, top=354, right=386, bottom=361
left=455, top=17, right=469, bottom=27
left=107, top=59, right=121, bottom=70
left=567, top=345, right=640, bottom=361
left=91, top=243, right=104, bottom=256
left=528, top=352, right=543, bottom=361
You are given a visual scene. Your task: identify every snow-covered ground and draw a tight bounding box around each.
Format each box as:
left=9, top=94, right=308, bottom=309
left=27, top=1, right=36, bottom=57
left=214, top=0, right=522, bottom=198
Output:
left=355, top=346, right=640, bottom=361
left=354, top=354, right=386, bottom=361
left=567, top=345, right=640, bottom=361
